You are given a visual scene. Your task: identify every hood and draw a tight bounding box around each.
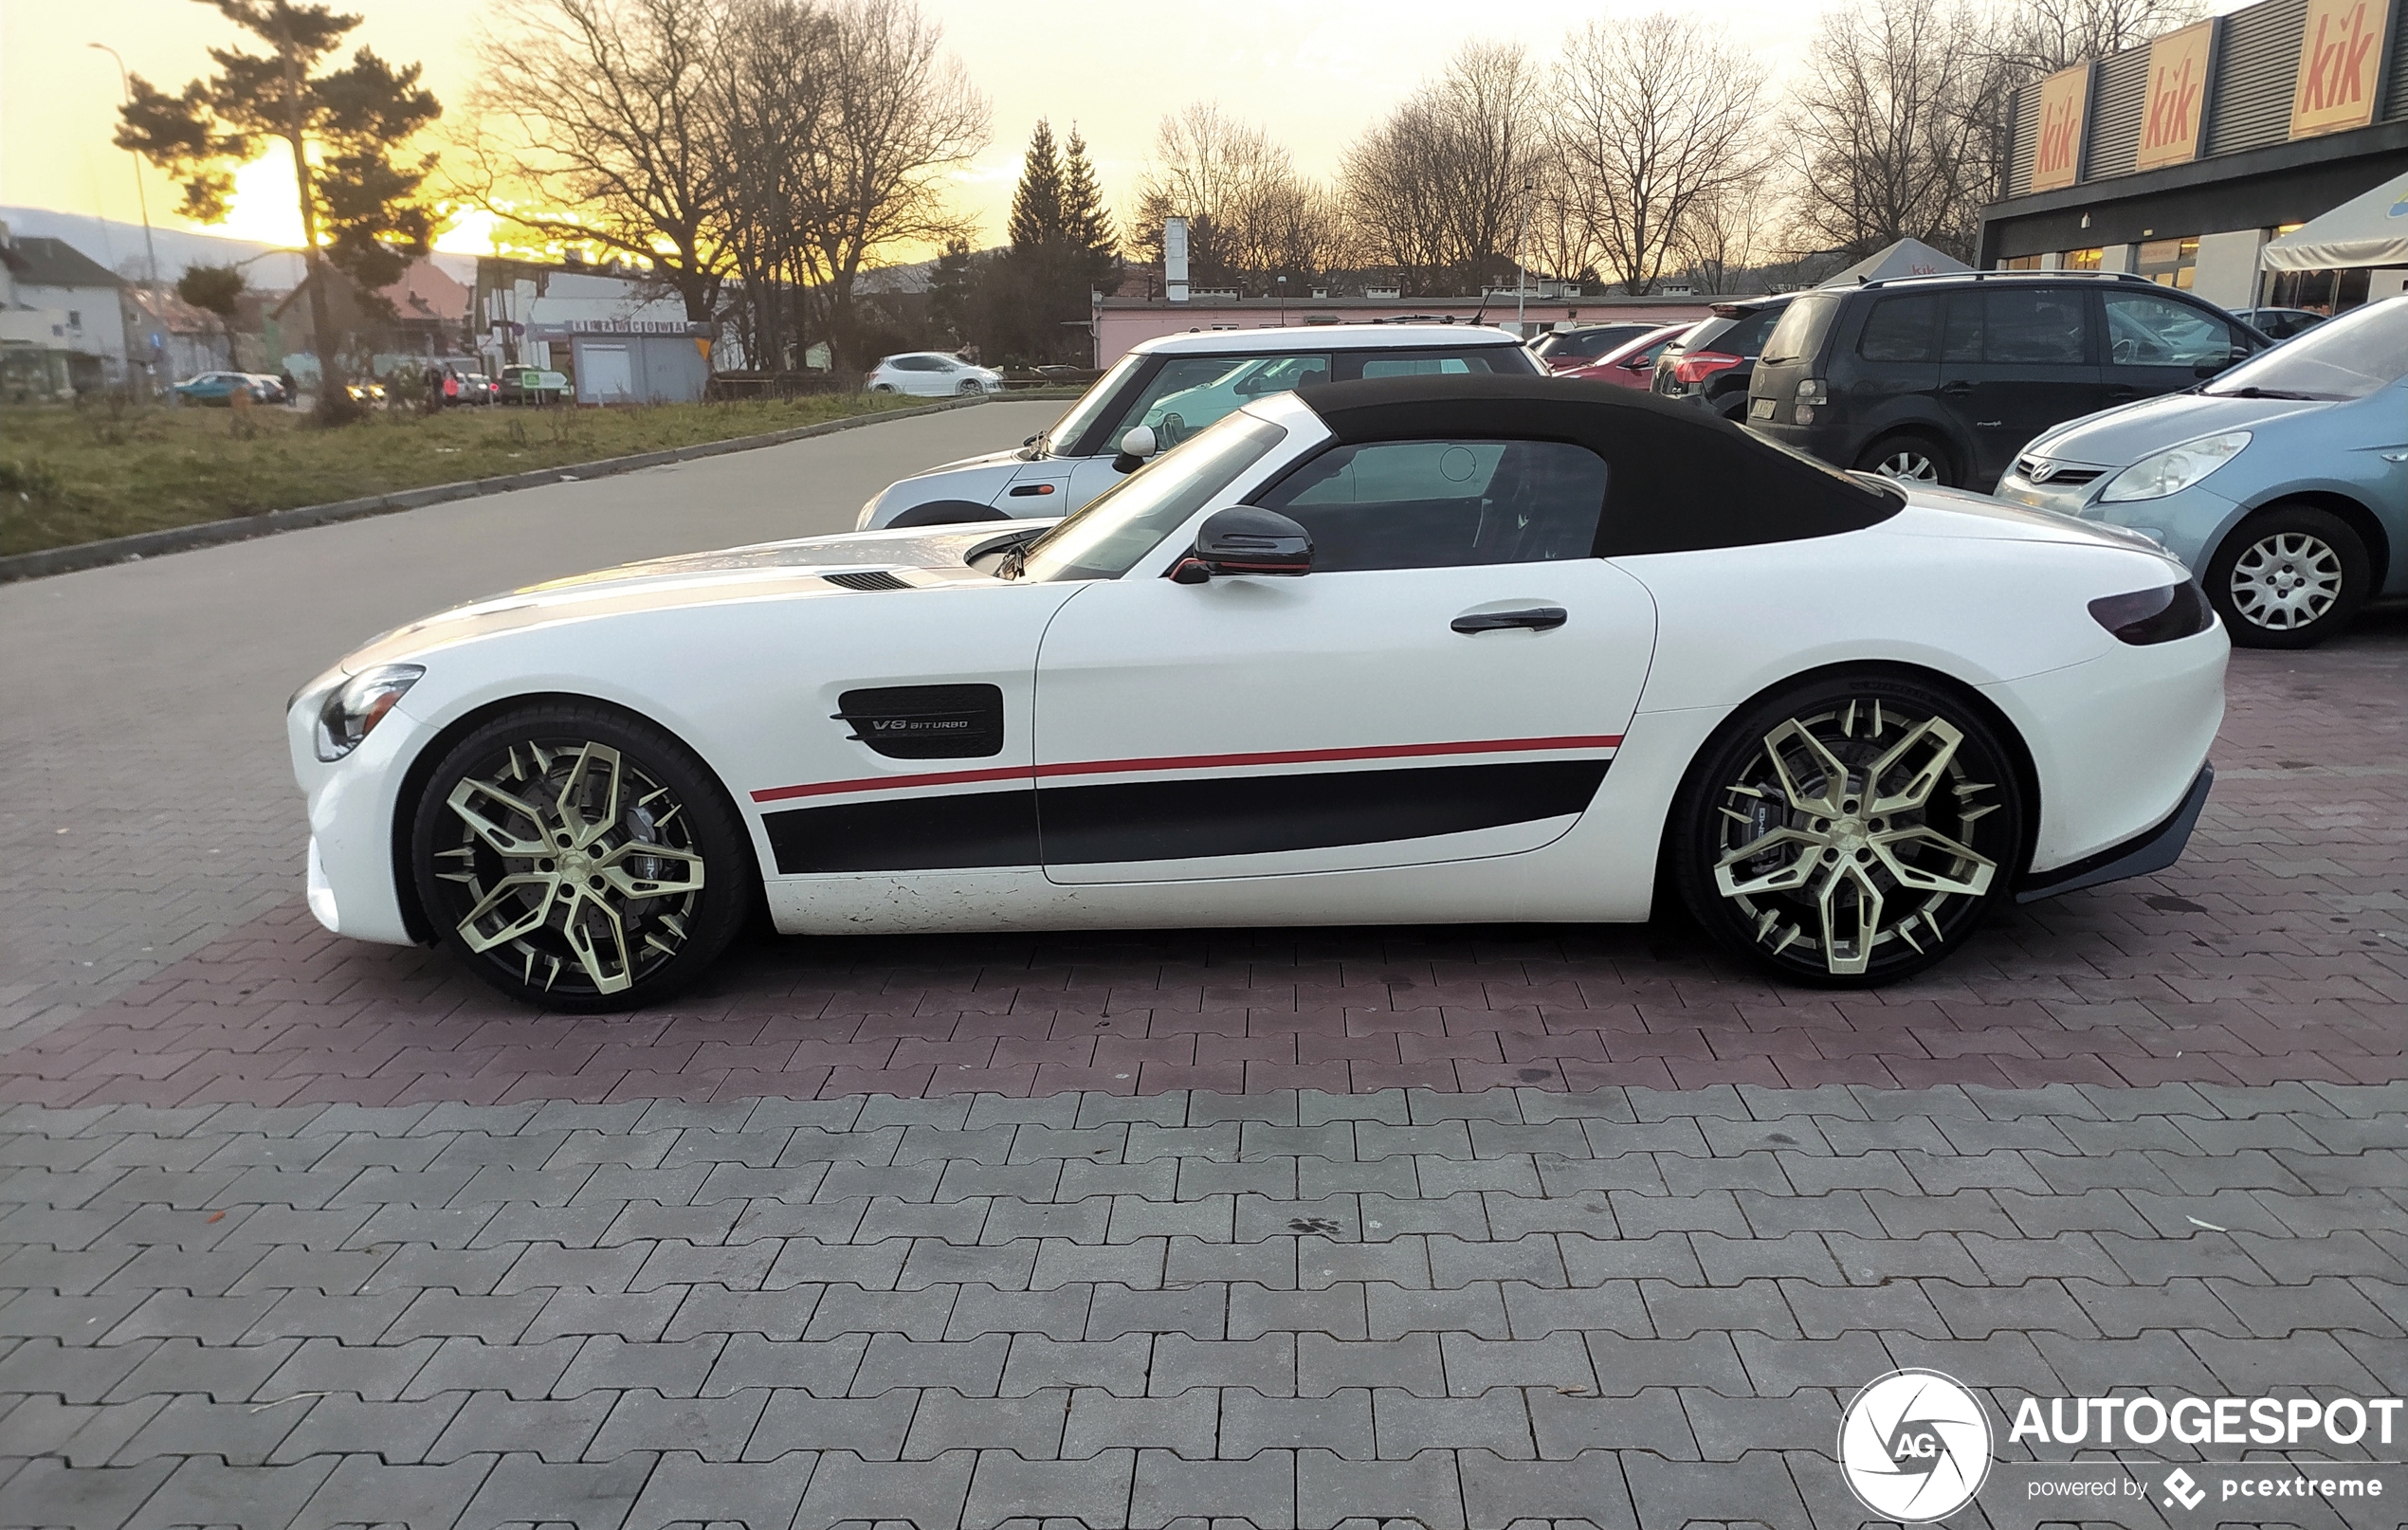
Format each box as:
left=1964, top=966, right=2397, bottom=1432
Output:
left=337, top=520, right=1046, bottom=671
left=925, top=445, right=1029, bottom=473
left=1878, top=483, right=2182, bottom=560
left=2018, top=389, right=2329, bottom=467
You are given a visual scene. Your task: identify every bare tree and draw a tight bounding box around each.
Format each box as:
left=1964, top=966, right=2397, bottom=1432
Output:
left=464, top=0, right=732, bottom=320
left=1555, top=14, right=1768, bottom=295
left=1133, top=101, right=1342, bottom=289
left=792, top=0, right=987, bottom=363
left=1995, top=0, right=2204, bottom=73
left=1675, top=168, right=1777, bottom=294
left=1344, top=42, right=1543, bottom=294
left=1784, top=0, right=2003, bottom=261
left=707, top=0, right=837, bottom=372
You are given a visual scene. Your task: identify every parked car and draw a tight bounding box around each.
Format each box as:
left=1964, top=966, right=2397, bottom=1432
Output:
left=866, top=353, right=1005, bottom=398
left=1652, top=296, right=1792, bottom=420
left=1560, top=323, right=1692, bottom=390
left=454, top=372, right=500, bottom=406
left=248, top=373, right=291, bottom=405
left=499, top=366, right=570, bottom=405
left=1996, top=295, right=2407, bottom=648
left=1527, top=322, right=1658, bottom=373
left=855, top=323, right=1537, bottom=528
left=289, top=373, right=2222, bottom=1009
left=2234, top=307, right=2327, bottom=341
left=172, top=371, right=276, bottom=406
left=1744, top=272, right=2269, bottom=490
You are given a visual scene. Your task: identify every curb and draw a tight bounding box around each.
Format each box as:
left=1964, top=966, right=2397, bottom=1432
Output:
left=0, top=394, right=992, bottom=585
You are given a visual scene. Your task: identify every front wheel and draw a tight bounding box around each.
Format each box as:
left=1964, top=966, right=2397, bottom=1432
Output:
left=410, top=702, right=755, bottom=1011
left=2203, top=503, right=2370, bottom=648
left=1669, top=673, right=2026, bottom=985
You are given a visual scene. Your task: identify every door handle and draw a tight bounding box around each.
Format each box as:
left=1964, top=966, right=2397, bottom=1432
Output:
left=2381, top=450, right=2408, bottom=463
left=1451, top=607, right=1567, bottom=634
left=1939, top=381, right=1975, bottom=396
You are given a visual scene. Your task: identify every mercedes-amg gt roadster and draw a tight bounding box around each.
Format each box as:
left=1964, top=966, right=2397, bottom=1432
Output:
left=289, top=374, right=2227, bottom=1010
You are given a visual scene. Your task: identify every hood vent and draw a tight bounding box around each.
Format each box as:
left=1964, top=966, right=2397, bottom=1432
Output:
left=823, top=570, right=913, bottom=592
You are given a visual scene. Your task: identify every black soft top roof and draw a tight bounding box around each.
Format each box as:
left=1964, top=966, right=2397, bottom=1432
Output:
left=1290, top=373, right=1899, bottom=556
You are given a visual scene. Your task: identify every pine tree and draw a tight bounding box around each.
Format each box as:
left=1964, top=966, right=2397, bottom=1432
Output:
left=1007, top=119, right=1065, bottom=252
left=1060, top=125, right=1121, bottom=290
left=927, top=237, right=976, bottom=345
left=115, top=0, right=441, bottom=417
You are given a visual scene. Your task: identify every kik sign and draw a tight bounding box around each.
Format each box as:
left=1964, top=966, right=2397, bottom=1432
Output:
left=2135, top=21, right=2215, bottom=170
left=2290, top=0, right=2392, bottom=137
left=2031, top=65, right=2090, bottom=191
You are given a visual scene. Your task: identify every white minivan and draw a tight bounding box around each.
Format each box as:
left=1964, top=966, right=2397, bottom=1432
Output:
left=856, top=322, right=1537, bottom=529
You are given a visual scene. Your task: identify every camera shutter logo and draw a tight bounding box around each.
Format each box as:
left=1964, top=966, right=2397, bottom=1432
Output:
left=1839, top=1369, right=1994, bottom=1521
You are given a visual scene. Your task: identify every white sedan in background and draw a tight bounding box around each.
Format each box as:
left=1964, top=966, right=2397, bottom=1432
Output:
left=290, top=374, right=2225, bottom=1010
left=866, top=352, right=1004, bottom=396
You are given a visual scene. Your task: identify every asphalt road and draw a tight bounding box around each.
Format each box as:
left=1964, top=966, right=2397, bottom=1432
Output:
left=0, top=399, right=1067, bottom=1045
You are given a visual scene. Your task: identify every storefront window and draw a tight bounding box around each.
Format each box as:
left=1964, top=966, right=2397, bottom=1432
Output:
left=2266, top=267, right=2374, bottom=315
left=2137, top=237, right=2198, bottom=289
left=2060, top=248, right=2105, bottom=271
left=1999, top=255, right=2043, bottom=270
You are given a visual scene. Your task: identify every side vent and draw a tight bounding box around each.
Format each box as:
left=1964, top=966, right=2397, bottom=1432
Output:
left=833, top=683, right=1006, bottom=758
left=823, top=570, right=912, bottom=592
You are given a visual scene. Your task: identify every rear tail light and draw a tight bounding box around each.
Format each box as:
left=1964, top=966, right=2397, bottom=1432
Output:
left=1670, top=351, right=1742, bottom=386
left=2088, top=581, right=2215, bottom=645
left=1796, top=378, right=1829, bottom=405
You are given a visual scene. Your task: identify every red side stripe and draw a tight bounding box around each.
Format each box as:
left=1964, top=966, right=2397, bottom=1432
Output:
left=750, top=734, right=1621, bottom=806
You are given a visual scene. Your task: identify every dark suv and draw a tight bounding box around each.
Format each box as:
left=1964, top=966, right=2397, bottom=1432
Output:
left=1745, top=273, right=2267, bottom=490
left=1652, top=295, right=1791, bottom=419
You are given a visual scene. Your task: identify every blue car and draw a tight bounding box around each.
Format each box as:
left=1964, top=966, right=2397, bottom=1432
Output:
left=1997, top=296, right=2408, bottom=647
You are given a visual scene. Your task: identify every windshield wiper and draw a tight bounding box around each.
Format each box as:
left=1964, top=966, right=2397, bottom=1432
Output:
left=2210, top=385, right=2331, bottom=400
left=995, top=542, right=1030, bottom=580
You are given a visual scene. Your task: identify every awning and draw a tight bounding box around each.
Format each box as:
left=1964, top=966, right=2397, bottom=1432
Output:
left=2262, top=171, right=2408, bottom=270
left=1818, top=238, right=1971, bottom=286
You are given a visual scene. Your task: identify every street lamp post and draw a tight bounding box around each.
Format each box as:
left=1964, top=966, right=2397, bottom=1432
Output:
left=1515, top=176, right=1536, bottom=337
left=1276, top=274, right=1286, bottom=327
left=87, top=43, right=160, bottom=292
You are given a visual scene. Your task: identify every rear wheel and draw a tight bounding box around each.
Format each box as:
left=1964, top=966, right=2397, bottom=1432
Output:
left=410, top=703, right=754, bottom=1011
left=2204, top=503, right=2370, bottom=648
left=1854, top=432, right=1957, bottom=488
left=1670, top=672, right=2025, bottom=985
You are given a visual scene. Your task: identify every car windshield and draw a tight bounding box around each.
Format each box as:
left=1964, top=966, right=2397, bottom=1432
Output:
left=1116, top=354, right=1331, bottom=447
left=1033, top=352, right=1145, bottom=456
left=1012, top=413, right=1288, bottom=583
left=2202, top=298, right=2408, bottom=401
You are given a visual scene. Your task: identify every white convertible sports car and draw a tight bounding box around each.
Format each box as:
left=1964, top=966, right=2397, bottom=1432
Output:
left=289, top=375, right=2227, bottom=1011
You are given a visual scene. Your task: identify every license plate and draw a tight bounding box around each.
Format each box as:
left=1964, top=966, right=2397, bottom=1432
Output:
left=1748, top=397, right=1776, bottom=419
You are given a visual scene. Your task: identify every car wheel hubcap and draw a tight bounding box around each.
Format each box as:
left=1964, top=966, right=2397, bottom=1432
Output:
left=1710, top=700, right=2000, bottom=976
left=2230, top=532, right=2341, bottom=629
left=433, top=740, right=705, bottom=995
left=1875, top=450, right=1938, bottom=483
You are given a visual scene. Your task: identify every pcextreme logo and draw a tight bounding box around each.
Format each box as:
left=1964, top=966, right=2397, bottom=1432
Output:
left=1838, top=1369, right=1994, bottom=1522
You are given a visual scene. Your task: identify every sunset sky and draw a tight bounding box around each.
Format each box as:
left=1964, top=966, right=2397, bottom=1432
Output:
left=3, top=0, right=2117, bottom=266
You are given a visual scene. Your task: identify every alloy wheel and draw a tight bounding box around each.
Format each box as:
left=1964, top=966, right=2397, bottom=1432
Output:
left=1871, top=448, right=1940, bottom=483
left=429, top=739, right=707, bottom=997
left=1706, top=698, right=2005, bottom=977
left=2228, top=531, right=2342, bottom=632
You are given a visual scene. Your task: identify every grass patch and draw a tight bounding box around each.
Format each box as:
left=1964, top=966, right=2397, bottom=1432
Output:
left=0, top=392, right=938, bottom=557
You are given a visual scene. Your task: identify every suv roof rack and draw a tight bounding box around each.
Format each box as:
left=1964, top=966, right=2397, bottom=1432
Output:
left=1857, top=269, right=2155, bottom=289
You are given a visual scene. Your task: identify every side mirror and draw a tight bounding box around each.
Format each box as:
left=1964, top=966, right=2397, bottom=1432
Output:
left=1169, top=506, right=1312, bottom=583
left=1111, top=425, right=1158, bottom=474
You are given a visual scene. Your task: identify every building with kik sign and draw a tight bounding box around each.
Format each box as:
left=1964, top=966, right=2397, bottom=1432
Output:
left=1977, top=0, right=2408, bottom=313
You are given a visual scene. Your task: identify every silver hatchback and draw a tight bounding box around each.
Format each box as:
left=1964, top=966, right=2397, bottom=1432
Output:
left=1997, top=297, right=2408, bottom=647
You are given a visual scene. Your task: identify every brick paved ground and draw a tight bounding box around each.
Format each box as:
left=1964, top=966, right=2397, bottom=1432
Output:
left=3, top=501, right=2400, bottom=1527
left=3, top=614, right=2401, bottom=1112
left=4, top=1081, right=2406, bottom=1530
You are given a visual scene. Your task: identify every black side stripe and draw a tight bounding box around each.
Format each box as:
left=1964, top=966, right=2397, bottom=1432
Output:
left=764, top=758, right=1610, bottom=874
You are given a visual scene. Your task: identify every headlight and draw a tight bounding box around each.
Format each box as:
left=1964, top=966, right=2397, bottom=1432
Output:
left=314, top=664, right=424, bottom=760
left=2099, top=431, right=2250, bottom=502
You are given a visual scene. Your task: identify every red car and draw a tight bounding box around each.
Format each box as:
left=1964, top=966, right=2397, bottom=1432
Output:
left=1526, top=321, right=1658, bottom=373
left=1560, top=323, right=1695, bottom=389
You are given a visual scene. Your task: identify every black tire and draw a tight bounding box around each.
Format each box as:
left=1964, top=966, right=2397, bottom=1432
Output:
left=1669, top=671, right=2026, bottom=986
left=886, top=499, right=1010, bottom=528
left=2203, top=502, right=2371, bottom=649
left=1854, top=431, right=1958, bottom=488
left=410, top=702, right=754, bottom=1011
